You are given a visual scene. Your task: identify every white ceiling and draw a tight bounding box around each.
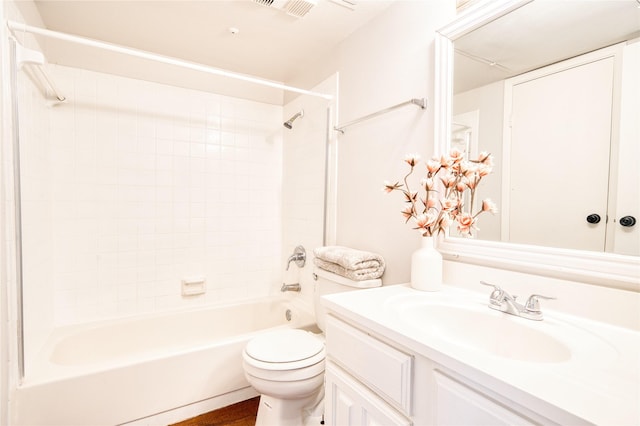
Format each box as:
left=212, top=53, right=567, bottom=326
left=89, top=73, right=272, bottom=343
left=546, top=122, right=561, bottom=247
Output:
left=29, top=0, right=394, bottom=83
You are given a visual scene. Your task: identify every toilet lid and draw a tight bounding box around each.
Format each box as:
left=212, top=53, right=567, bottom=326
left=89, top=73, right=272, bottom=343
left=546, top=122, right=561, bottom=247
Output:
left=245, top=329, right=324, bottom=363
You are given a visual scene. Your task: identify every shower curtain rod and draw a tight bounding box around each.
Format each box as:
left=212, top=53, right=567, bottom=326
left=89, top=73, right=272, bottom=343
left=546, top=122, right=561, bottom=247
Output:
left=6, top=20, right=333, bottom=100
left=334, top=97, right=427, bottom=134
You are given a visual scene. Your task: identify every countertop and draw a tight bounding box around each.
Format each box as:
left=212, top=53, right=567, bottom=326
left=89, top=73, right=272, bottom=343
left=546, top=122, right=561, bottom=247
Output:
left=321, top=283, right=640, bottom=425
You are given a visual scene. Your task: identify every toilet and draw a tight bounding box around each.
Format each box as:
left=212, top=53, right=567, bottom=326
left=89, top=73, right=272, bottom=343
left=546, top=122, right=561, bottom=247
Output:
left=242, top=268, right=382, bottom=426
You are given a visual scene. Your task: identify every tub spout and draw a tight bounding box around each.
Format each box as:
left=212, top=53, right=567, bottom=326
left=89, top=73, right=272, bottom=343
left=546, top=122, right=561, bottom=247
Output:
left=281, top=283, right=301, bottom=292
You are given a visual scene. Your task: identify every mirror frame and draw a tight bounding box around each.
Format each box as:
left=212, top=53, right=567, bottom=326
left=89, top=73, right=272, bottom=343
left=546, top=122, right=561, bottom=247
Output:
left=434, top=0, right=640, bottom=292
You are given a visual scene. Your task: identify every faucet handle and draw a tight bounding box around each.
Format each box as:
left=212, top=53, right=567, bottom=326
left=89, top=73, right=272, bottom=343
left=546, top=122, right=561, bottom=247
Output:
left=286, top=245, right=306, bottom=270
left=480, top=281, right=505, bottom=304
left=524, top=294, right=556, bottom=312
left=479, top=280, right=501, bottom=290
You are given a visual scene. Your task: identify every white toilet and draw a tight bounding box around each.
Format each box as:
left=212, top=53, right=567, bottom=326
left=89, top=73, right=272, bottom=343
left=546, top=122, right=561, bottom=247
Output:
left=242, top=268, right=382, bottom=426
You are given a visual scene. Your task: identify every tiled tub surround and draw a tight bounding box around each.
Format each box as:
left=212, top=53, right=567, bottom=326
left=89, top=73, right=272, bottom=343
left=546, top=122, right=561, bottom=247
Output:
left=13, top=296, right=316, bottom=425
left=20, top=65, right=284, bottom=328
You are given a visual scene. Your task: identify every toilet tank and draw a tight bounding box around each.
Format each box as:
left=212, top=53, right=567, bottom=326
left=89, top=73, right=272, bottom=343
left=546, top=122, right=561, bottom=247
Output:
left=313, top=268, right=382, bottom=332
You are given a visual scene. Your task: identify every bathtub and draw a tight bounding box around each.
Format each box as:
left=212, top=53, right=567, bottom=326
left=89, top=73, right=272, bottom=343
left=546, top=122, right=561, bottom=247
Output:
left=13, top=296, right=317, bottom=426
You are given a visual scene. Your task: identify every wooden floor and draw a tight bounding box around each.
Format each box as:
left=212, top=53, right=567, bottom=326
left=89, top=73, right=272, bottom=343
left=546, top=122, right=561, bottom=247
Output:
left=171, top=397, right=259, bottom=426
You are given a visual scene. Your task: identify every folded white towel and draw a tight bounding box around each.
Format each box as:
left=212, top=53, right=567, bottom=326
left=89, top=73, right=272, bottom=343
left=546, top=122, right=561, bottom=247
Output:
left=313, top=246, right=385, bottom=281
left=313, top=246, right=385, bottom=270
left=314, top=267, right=381, bottom=288
left=313, top=258, right=384, bottom=281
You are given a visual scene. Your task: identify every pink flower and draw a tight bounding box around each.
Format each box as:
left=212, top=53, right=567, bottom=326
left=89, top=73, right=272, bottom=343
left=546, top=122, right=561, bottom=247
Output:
left=449, top=148, right=464, bottom=164
left=441, top=198, right=457, bottom=211
left=438, top=213, right=454, bottom=230
left=425, top=197, right=437, bottom=209
left=482, top=199, right=498, bottom=214
left=383, top=180, right=402, bottom=193
left=401, top=206, right=415, bottom=221
left=477, top=164, right=492, bottom=177
left=478, top=151, right=492, bottom=165
left=414, top=212, right=437, bottom=229
left=404, top=154, right=420, bottom=167
left=458, top=161, right=472, bottom=176
left=404, top=191, right=418, bottom=203
left=440, top=154, right=453, bottom=168
left=442, top=174, right=457, bottom=188
left=385, top=149, right=496, bottom=238
left=421, top=177, right=434, bottom=190
left=457, top=213, right=477, bottom=236
left=426, top=159, right=440, bottom=174
left=465, top=177, right=478, bottom=190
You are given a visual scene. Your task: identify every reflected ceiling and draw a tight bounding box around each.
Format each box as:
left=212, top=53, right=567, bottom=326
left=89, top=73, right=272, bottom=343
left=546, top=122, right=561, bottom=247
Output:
left=455, top=0, right=640, bottom=93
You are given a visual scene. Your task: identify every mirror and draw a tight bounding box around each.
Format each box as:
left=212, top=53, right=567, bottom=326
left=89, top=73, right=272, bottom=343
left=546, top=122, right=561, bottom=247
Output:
left=435, top=0, right=640, bottom=291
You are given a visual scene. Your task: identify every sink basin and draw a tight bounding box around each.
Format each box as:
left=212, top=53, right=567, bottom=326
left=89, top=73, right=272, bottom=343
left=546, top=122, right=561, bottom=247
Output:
left=396, top=303, right=572, bottom=363
left=382, top=290, right=619, bottom=364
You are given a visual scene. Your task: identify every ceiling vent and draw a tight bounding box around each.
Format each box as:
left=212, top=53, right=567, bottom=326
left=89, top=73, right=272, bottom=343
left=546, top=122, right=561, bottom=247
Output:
left=253, top=0, right=275, bottom=6
left=253, top=0, right=316, bottom=18
left=284, top=0, right=317, bottom=18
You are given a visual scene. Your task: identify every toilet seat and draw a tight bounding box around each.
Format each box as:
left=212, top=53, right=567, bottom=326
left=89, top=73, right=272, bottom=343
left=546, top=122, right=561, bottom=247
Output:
left=244, top=329, right=325, bottom=372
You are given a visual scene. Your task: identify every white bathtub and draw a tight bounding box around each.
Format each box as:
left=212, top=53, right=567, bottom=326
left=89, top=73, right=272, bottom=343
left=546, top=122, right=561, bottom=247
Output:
left=13, top=297, right=317, bottom=425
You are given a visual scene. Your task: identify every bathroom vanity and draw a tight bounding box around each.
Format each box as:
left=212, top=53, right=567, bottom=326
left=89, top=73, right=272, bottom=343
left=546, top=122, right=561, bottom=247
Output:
left=321, top=284, right=640, bottom=425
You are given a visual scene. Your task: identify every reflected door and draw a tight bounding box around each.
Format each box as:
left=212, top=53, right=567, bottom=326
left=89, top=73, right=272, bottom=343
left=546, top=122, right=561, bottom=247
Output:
left=506, top=55, right=614, bottom=251
left=613, top=42, right=640, bottom=256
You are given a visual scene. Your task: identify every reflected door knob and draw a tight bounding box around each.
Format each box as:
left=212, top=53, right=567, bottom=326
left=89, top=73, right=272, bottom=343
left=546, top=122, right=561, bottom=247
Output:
left=586, top=214, right=601, bottom=224
left=619, top=216, right=636, bottom=227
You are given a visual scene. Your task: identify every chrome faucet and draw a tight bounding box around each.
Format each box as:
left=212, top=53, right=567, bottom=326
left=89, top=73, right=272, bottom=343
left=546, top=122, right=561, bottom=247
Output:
left=286, top=245, right=306, bottom=270
left=281, top=283, right=301, bottom=292
left=480, top=281, right=555, bottom=321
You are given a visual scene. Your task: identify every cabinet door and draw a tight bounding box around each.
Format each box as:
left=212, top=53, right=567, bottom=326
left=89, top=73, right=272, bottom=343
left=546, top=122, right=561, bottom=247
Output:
left=325, top=362, right=412, bottom=426
left=434, top=371, right=538, bottom=426
left=325, top=315, right=413, bottom=415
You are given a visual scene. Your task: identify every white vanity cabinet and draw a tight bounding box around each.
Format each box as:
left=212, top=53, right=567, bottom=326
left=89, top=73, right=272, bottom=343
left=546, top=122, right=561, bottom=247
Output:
left=324, top=312, right=559, bottom=426
left=432, top=369, right=552, bottom=426
left=325, top=363, right=413, bottom=426
left=324, top=314, right=414, bottom=425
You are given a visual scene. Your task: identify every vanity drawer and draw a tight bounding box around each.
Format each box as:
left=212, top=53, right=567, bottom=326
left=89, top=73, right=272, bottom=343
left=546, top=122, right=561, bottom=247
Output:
left=325, top=315, right=413, bottom=415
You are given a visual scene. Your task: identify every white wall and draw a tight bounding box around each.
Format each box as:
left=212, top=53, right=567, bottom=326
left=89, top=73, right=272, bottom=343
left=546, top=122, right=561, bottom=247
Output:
left=291, top=1, right=456, bottom=285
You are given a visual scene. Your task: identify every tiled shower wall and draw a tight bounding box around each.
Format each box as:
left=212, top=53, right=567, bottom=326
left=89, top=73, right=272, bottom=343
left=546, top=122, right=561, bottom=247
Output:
left=22, top=65, right=284, bottom=327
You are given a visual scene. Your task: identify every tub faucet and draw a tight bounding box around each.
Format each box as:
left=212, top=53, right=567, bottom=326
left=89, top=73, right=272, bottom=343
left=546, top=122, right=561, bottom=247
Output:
left=286, top=245, right=306, bottom=270
left=281, top=283, right=301, bottom=292
left=480, top=281, right=555, bottom=321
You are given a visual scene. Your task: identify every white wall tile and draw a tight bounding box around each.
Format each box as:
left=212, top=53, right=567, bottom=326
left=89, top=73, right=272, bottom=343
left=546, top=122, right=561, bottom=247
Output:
left=28, top=65, right=284, bottom=325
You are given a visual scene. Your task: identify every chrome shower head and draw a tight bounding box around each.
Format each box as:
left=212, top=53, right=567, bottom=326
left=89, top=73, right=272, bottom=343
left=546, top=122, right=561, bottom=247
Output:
left=284, top=110, right=304, bottom=129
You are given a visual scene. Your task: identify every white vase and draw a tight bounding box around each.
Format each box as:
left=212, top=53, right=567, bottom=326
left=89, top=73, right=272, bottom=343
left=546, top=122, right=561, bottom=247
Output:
left=410, top=236, right=443, bottom=291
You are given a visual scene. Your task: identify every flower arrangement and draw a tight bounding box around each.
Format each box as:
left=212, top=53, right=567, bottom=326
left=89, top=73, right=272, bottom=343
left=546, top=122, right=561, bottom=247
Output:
left=383, top=149, right=497, bottom=237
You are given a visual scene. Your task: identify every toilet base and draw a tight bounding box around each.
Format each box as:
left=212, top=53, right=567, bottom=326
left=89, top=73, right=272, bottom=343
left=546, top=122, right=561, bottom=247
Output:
left=255, top=387, right=324, bottom=426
